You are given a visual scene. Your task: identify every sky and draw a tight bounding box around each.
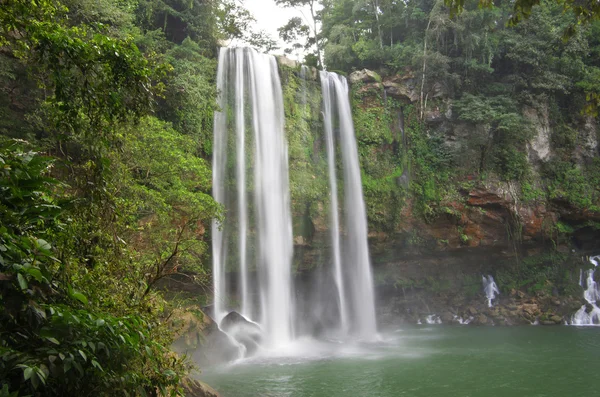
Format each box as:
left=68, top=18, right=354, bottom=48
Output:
left=242, top=0, right=313, bottom=59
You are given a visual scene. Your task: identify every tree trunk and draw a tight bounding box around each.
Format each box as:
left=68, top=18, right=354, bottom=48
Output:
left=372, top=0, right=383, bottom=49
left=310, top=1, right=324, bottom=69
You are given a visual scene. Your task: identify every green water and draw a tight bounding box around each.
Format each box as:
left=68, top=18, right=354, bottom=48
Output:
left=200, top=326, right=600, bottom=397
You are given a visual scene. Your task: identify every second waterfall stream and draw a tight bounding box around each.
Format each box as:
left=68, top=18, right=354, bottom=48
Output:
left=211, top=47, right=377, bottom=353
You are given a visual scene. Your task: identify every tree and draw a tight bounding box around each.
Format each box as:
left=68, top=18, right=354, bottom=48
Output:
left=276, top=0, right=324, bottom=68
left=445, top=0, right=600, bottom=32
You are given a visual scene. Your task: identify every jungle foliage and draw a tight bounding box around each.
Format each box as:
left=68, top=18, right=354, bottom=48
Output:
left=281, top=0, right=600, bottom=230
left=0, top=0, right=245, bottom=395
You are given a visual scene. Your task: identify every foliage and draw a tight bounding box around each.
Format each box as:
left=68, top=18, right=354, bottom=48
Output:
left=494, top=252, right=579, bottom=297
left=0, top=141, right=185, bottom=396
left=0, top=0, right=243, bottom=393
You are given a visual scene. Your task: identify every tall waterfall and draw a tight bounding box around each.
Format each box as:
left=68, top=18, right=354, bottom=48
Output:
left=320, top=71, right=377, bottom=338
left=212, top=47, right=294, bottom=347
left=212, top=49, right=378, bottom=351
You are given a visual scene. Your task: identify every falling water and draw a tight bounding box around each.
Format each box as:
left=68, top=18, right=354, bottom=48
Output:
left=212, top=47, right=294, bottom=347
left=571, top=256, right=600, bottom=326
left=321, top=72, right=349, bottom=334
left=300, top=65, right=309, bottom=106
left=482, top=275, right=499, bottom=308
left=320, top=71, right=377, bottom=339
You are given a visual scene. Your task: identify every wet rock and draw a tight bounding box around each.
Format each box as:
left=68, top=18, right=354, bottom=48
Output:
left=425, top=108, right=444, bottom=124
left=220, top=311, right=262, bottom=355
left=440, top=312, right=454, bottom=323
left=182, top=378, right=221, bottom=397
left=474, top=314, right=489, bottom=325
left=521, top=303, right=540, bottom=316
left=468, top=306, right=478, bottom=315
left=550, top=315, right=563, bottom=324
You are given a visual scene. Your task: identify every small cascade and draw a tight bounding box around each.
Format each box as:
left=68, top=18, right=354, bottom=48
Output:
left=300, top=65, right=310, bottom=106
left=425, top=314, right=442, bottom=324
left=571, top=256, right=600, bottom=326
left=320, top=71, right=377, bottom=339
left=212, top=47, right=294, bottom=348
left=453, top=315, right=473, bottom=325
left=482, top=275, right=500, bottom=308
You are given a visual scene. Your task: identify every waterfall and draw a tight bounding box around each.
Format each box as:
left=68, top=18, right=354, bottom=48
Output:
left=482, top=275, right=499, bottom=308
left=213, top=50, right=377, bottom=352
left=212, top=47, right=294, bottom=347
left=571, top=256, right=600, bottom=326
left=320, top=71, right=378, bottom=339
left=321, top=72, right=349, bottom=334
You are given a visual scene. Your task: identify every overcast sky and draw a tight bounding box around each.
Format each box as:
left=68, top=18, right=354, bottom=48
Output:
left=243, top=0, right=313, bottom=59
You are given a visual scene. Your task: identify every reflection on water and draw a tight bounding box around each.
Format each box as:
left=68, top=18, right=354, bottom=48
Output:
left=201, top=326, right=600, bottom=397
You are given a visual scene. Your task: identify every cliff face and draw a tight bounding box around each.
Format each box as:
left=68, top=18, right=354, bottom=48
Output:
left=278, top=60, right=600, bottom=324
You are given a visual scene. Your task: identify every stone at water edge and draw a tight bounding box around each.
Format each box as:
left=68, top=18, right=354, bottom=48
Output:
left=182, top=378, right=221, bottom=397
left=550, top=315, right=563, bottom=324
left=171, top=312, right=240, bottom=367
left=220, top=311, right=262, bottom=355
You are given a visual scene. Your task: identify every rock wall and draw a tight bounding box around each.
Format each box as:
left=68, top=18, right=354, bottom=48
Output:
left=275, top=60, right=600, bottom=325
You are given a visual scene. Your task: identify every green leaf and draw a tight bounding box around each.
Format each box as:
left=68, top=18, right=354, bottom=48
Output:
left=91, top=360, right=102, bottom=371
left=71, top=291, right=88, bottom=305
left=78, top=349, right=87, bottom=362
left=24, top=267, right=44, bottom=282
left=35, top=238, right=52, bottom=252
left=46, top=337, right=60, bottom=345
left=23, top=367, right=33, bottom=381
left=17, top=273, right=27, bottom=290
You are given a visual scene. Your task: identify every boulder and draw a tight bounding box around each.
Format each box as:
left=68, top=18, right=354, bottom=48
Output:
left=220, top=311, right=262, bottom=355
left=440, top=312, right=455, bottom=323
left=349, top=69, right=381, bottom=84
left=474, top=314, right=489, bottom=325
left=182, top=378, right=221, bottom=397
left=172, top=314, right=241, bottom=367
left=550, top=315, right=563, bottom=324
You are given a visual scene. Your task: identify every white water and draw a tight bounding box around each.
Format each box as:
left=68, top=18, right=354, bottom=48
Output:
left=320, top=71, right=378, bottom=339
left=321, top=72, right=349, bottom=334
left=212, top=47, right=294, bottom=347
left=213, top=51, right=377, bottom=354
left=425, top=314, right=442, bottom=324
left=482, top=275, right=499, bottom=308
left=571, top=255, right=600, bottom=326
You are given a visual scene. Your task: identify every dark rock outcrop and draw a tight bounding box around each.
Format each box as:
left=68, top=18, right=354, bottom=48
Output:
left=220, top=311, right=262, bottom=355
